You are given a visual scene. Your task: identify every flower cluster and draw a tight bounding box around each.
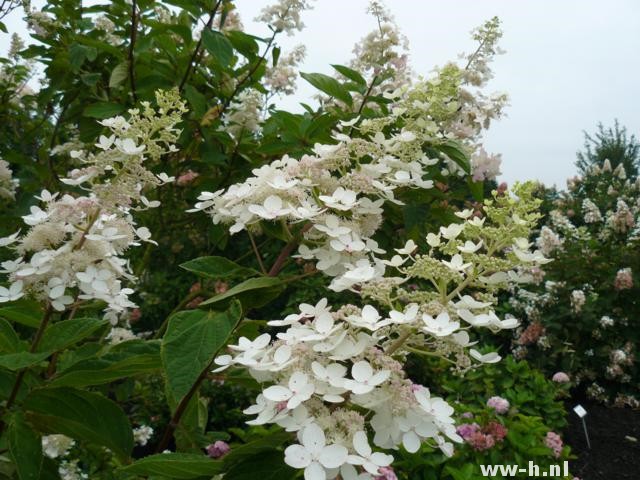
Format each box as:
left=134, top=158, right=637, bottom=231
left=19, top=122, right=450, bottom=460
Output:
left=456, top=420, right=508, bottom=451
left=544, top=431, right=563, bottom=458
left=0, top=158, right=18, bottom=200
left=0, top=90, right=186, bottom=323
left=264, top=45, right=306, bottom=97
left=213, top=183, right=547, bottom=478
left=486, top=396, right=510, bottom=414
left=349, top=1, right=411, bottom=93
left=255, top=0, right=314, bottom=35
left=194, top=62, right=510, bottom=290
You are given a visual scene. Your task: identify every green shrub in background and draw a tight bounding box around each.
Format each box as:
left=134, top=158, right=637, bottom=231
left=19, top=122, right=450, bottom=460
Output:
left=507, top=125, right=640, bottom=407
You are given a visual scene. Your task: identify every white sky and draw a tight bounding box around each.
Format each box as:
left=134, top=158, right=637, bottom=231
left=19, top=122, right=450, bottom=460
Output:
left=2, top=0, right=640, bottom=187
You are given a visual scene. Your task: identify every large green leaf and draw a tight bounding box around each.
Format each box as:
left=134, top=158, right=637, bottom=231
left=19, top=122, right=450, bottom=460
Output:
left=437, top=140, right=471, bottom=174
left=24, top=387, right=133, bottom=459
left=49, top=352, right=160, bottom=387
left=200, top=277, right=284, bottom=309
left=0, top=301, right=42, bottom=328
left=108, top=62, right=129, bottom=88
left=0, top=351, right=50, bottom=371
left=8, top=412, right=43, bottom=480
left=180, top=256, right=260, bottom=280
left=161, top=302, right=241, bottom=408
left=226, top=30, right=260, bottom=59
left=331, top=64, right=366, bottom=86
left=120, top=453, right=223, bottom=478
left=84, top=102, right=126, bottom=119
left=36, top=318, right=108, bottom=353
left=222, top=431, right=291, bottom=470
left=300, top=72, right=353, bottom=106
left=0, top=318, right=22, bottom=353
left=224, top=450, right=296, bottom=480
left=202, top=29, right=234, bottom=68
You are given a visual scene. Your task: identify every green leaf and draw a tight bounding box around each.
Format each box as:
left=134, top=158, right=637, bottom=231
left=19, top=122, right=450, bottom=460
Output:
left=222, top=431, right=291, bottom=470
left=200, top=277, right=284, bottom=310
left=224, top=450, right=296, bottom=480
left=300, top=72, right=353, bottom=106
left=225, top=30, right=260, bottom=59
left=109, top=62, right=129, bottom=88
left=437, top=140, right=471, bottom=174
left=202, top=29, right=234, bottom=68
left=50, top=353, right=159, bottom=387
left=80, top=72, right=102, bottom=86
left=184, top=85, right=207, bottom=118
left=0, top=351, right=50, bottom=371
left=24, top=387, right=133, bottom=459
left=271, top=46, right=281, bottom=67
left=180, top=256, right=260, bottom=280
left=0, top=318, right=22, bottom=353
left=84, top=102, right=125, bottom=119
left=467, top=178, right=484, bottom=202
left=37, top=318, right=108, bottom=353
left=120, top=453, right=223, bottom=478
left=331, top=64, right=366, bottom=86
left=161, top=302, right=242, bottom=408
left=0, top=301, right=42, bottom=328
left=8, top=412, right=43, bottom=480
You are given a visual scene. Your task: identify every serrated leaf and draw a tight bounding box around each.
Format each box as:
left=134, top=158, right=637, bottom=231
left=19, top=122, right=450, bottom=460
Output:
left=202, top=29, right=233, bottom=68
left=84, top=102, right=125, bottom=119
left=161, top=302, right=242, bottom=408
left=0, top=318, right=22, bottom=353
left=120, top=453, right=223, bottom=478
left=180, top=256, right=260, bottom=280
left=225, top=30, right=259, bottom=59
left=0, top=301, right=42, bottom=328
left=331, top=64, right=366, bottom=86
left=36, top=318, right=108, bottom=353
left=300, top=72, right=353, bottom=106
left=199, top=277, right=284, bottom=309
left=109, top=62, right=129, bottom=88
left=438, top=141, right=471, bottom=174
left=8, top=412, right=43, bottom=480
left=0, top=351, right=50, bottom=371
left=49, top=352, right=159, bottom=387
left=224, top=449, right=296, bottom=480
left=24, top=387, right=133, bottom=459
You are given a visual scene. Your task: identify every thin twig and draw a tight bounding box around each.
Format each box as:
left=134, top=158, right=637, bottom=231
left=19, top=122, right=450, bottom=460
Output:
left=178, top=0, right=224, bottom=92
left=219, top=29, right=278, bottom=116
left=247, top=231, right=267, bottom=274
left=267, top=223, right=311, bottom=277
left=0, top=304, right=54, bottom=434
left=128, top=0, right=139, bottom=102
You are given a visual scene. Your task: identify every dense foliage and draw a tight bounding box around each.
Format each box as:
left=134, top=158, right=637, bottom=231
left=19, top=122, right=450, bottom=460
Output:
left=509, top=150, right=640, bottom=407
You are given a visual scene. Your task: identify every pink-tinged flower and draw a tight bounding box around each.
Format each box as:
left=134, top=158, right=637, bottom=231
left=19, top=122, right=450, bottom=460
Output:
left=552, top=372, right=570, bottom=383
left=374, top=466, right=398, bottom=480
left=460, top=411, right=474, bottom=419
left=186, top=297, right=204, bottom=308
left=176, top=170, right=200, bottom=186
left=487, top=396, right=510, bottom=414
left=468, top=431, right=496, bottom=451
left=484, top=421, right=508, bottom=441
left=456, top=423, right=480, bottom=440
left=544, top=432, right=563, bottom=458
left=214, top=280, right=228, bottom=294
left=518, top=322, right=545, bottom=345
left=206, top=440, right=230, bottom=459
left=614, top=268, right=633, bottom=291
